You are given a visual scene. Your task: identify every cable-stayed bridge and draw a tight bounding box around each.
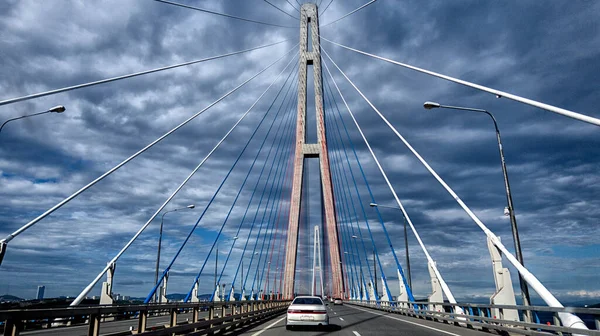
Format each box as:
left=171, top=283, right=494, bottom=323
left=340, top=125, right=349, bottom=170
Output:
left=1, top=1, right=599, bottom=335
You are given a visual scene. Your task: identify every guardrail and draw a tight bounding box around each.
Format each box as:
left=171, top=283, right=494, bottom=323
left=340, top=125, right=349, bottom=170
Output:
left=349, top=300, right=600, bottom=336
left=0, top=300, right=290, bottom=336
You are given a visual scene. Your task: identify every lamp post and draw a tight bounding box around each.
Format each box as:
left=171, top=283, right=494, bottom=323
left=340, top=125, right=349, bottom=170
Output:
left=368, top=203, right=412, bottom=288
left=154, top=204, right=194, bottom=302
left=0, top=105, right=66, bottom=134
left=423, top=101, right=532, bottom=311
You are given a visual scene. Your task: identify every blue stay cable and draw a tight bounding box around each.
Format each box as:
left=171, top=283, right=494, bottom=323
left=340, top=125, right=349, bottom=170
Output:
left=144, top=61, right=295, bottom=304
left=248, top=125, right=294, bottom=295
left=231, top=107, right=295, bottom=300
left=200, top=67, right=296, bottom=296
left=330, top=117, right=382, bottom=300
left=200, top=68, right=298, bottom=302
left=254, top=139, right=294, bottom=295
left=325, top=122, right=359, bottom=297
left=324, top=73, right=415, bottom=302
left=322, top=77, right=391, bottom=302
left=241, top=89, right=299, bottom=296
left=227, top=85, right=298, bottom=300
left=329, top=144, right=364, bottom=298
left=323, top=85, right=373, bottom=299
left=325, top=108, right=367, bottom=299
left=256, top=150, right=294, bottom=294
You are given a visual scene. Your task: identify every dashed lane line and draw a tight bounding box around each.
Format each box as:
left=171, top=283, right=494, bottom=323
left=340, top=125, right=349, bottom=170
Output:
left=349, top=305, right=462, bottom=336
left=251, top=315, right=287, bottom=336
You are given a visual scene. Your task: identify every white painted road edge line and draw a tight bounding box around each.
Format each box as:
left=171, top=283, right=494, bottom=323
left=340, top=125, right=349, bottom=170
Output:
left=251, top=315, right=287, bottom=336
left=352, top=331, right=361, bottom=336
left=349, top=305, right=462, bottom=336
left=339, top=317, right=344, bottom=321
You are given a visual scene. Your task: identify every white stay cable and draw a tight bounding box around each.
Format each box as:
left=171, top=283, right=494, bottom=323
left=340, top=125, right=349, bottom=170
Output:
left=0, top=40, right=289, bottom=107
left=320, top=0, right=377, bottom=28
left=0, top=44, right=297, bottom=249
left=322, top=47, right=587, bottom=330
left=321, top=56, right=459, bottom=307
left=321, top=36, right=600, bottom=127
left=70, top=52, right=298, bottom=306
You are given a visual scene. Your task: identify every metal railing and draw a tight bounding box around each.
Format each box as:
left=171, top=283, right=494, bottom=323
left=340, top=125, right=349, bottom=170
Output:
left=349, top=300, right=600, bottom=336
left=0, top=300, right=290, bottom=336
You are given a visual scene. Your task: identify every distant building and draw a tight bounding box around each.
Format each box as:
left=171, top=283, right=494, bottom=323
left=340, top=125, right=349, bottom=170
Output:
left=36, top=286, right=45, bottom=300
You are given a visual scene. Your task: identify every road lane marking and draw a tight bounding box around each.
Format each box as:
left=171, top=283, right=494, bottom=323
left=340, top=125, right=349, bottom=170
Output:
left=339, top=317, right=344, bottom=321
left=349, top=305, right=462, bottom=336
left=251, top=315, right=286, bottom=336
left=352, top=331, right=361, bottom=336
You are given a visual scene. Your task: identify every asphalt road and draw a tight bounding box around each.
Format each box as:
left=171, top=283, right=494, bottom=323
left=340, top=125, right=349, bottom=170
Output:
left=236, top=304, right=492, bottom=336
left=21, top=311, right=205, bottom=336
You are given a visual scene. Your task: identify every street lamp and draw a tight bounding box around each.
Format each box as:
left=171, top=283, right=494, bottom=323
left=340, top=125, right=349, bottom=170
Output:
left=368, top=203, right=412, bottom=288
left=154, top=204, right=195, bottom=302
left=423, top=101, right=532, bottom=311
left=0, top=105, right=66, bottom=134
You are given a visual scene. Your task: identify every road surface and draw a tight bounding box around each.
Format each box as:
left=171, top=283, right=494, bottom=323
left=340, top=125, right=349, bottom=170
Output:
left=237, top=304, right=492, bottom=336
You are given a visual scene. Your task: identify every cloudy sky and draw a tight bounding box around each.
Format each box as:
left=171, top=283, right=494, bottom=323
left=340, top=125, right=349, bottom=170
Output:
left=0, top=0, right=598, bottom=304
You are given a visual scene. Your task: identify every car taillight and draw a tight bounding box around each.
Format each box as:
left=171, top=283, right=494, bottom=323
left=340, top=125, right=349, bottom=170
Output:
left=288, top=309, right=327, bottom=314
left=288, top=309, right=301, bottom=313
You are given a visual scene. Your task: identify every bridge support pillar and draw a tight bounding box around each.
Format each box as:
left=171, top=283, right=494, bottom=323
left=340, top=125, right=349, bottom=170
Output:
left=241, top=288, right=246, bottom=301
left=397, top=270, right=409, bottom=308
left=99, top=262, right=115, bottom=305
left=3, top=318, right=22, bottom=336
left=169, top=308, right=177, bottom=328
left=283, top=2, right=344, bottom=300
left=427, top=262, right=444, bottom=312
left=380, top=276, right=390, bottom=306
left=487, top=237, right=519, bottom=321
left=159, top=272, right=169, bottom=303
left=191, top=281, right=200, bottom=303
left=137, top=310, right=147, bottom=333
left=367, top=281, right=376, bottom=303
left=87, top=313, right=101, bottom=336
left=213, top=284, right=221, bottom=302
left=229, top=286, right=236, bottom=301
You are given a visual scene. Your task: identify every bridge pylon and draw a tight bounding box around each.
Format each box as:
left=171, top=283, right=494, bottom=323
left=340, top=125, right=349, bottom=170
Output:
left=283, top=3, right=344, bottom=299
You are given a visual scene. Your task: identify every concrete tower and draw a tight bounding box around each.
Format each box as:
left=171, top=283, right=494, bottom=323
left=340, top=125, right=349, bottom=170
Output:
left=282, top=3, right=344, bottom=299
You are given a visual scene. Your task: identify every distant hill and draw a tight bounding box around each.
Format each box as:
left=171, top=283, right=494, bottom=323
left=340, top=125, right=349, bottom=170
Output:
left=0, top=294, right=24, bottom=302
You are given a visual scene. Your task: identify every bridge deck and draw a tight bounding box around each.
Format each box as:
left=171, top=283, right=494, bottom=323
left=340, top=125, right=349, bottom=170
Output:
left=239, top=304, right=490, bottom=336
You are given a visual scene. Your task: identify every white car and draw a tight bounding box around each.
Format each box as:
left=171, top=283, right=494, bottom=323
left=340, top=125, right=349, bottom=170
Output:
left=286, top=296, right=329, bottom=329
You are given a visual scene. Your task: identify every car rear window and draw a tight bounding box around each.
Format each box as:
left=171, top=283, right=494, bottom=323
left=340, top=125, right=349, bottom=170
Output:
left=292, top=297, right=323, bottom=305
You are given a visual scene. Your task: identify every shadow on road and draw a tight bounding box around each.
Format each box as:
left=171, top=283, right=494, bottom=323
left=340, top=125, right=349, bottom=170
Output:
left=288, top=324, right=342, bottom=332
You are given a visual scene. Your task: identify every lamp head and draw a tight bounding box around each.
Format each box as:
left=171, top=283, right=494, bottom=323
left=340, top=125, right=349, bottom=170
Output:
left=186, top=204, right=195, bottom=209
left=49, top=105, right=66, bottom=113
left=369, top=203, right=377, bottom=207
left=423, top=101, right=441, bottom=110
